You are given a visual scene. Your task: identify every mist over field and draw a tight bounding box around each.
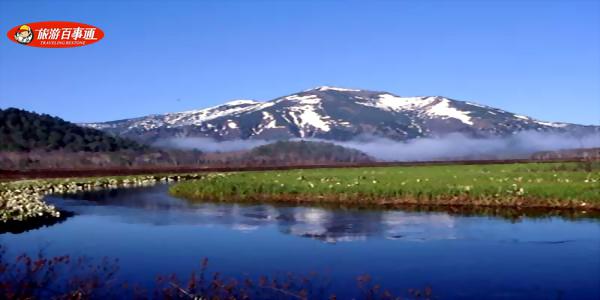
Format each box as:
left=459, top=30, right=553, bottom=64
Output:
left=330, top=131, right=600, bottom=161
left=153, top=131, right=600, bottom=161
left=152, top=137, right=270, bottom=152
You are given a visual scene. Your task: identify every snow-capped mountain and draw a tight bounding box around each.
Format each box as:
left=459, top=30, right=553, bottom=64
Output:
left=82, top=86, right=598, bottom=143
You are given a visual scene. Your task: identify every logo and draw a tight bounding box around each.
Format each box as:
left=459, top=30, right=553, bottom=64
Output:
left=14, top=24, right=33, bottom=44
left=7, top=21, right=104, bottom=48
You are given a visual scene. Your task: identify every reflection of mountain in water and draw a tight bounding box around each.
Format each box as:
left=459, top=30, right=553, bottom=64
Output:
left=47, top=185, right=457, bottom=243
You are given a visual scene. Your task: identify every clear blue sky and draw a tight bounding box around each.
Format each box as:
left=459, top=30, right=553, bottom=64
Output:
left=1, top=0, right=599, bottom=125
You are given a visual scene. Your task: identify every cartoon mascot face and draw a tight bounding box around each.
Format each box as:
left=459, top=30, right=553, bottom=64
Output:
left=15, top=24, right=33, bottom=44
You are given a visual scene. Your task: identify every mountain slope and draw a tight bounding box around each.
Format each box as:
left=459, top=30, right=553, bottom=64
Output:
left=0, top=108, right=144, bottom=152
left=82, top=86, right=598, bottom=143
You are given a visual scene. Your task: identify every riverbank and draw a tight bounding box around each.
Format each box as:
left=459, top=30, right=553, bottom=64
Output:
left=169, top=162, right=600, bottom=210
left=1, top=158, right=591, bottom=181
left=0, top=173, right=206, bottom=227
left=2, top=161, right=598, bottom=230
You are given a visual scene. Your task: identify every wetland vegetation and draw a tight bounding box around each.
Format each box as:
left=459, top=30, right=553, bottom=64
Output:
left=3, top=161, right=598, bottom=232
left=0, top=244, right=433, bottom=300
left=170, top=162, right=600, bottom=210
left=2, top=175, right=599, bottom=299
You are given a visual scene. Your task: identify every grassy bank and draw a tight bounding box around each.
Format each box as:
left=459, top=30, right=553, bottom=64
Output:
left=0, top=173, right=205, bottom=225
left=170, top=162, right=600, bottom=210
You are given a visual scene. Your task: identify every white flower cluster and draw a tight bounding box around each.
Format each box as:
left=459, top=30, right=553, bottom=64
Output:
left=0, top=174, right=204, bottom=223
left=0, top=187, right=60, bottom=222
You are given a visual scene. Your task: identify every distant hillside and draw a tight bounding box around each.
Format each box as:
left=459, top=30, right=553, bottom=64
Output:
left=0, top=140, right=373, bottom=170
left=0, top=108, right=144, bottom=152
left=243, top=140, right=373, bottom=164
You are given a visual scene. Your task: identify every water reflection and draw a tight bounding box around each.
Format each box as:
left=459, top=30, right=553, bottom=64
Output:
left=50, top=185, right=462, bottom=243
left=5, top=184, right=598, bottom=300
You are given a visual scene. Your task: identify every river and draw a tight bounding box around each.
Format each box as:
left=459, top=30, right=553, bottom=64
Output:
left=1, top=184, right=599, bottom=299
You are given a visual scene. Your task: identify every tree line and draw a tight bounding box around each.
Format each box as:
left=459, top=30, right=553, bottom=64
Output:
left=0, top=108, right=144, bottom=152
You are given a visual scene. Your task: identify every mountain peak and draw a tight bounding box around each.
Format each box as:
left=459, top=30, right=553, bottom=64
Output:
left=80, top=87, right=596, bottom=143
left=223, top=99, right=259, bottom=106
left=306, top=86, right=362, bottom=92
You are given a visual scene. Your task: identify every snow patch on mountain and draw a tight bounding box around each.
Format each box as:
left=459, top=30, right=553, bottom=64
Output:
left=356, top=94, right=475, bottom=125
left=363, top=94, right=434, bottom=111
left=83, top=122, right=118, bottom=130
left=131, top=118, right=165, bottom=130
left=157, top=100, right=274, bottom=129
left=224, top=99, right=259, bottom=106
left=515, top=114, right=567, bottom=128
left=278, top=94, right=332, bottom=137
left=426, top=98, right=474, bottom=125
left=287, top=106, right=331, bottom=136
left=465, top=101, right=489, bottom=109
left=253, top=112, right=284, bottom=135
left=282, top=94, right=322, bottom=104
left=261, top=112, right=280, bottom=129
left=307, top=86, right=361, bottom=92
left=535, top=120, right=568, bottom=128
left=227, top=121, right=238, bottom=129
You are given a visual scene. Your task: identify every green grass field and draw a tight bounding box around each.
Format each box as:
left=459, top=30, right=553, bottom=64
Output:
left=170, top=162, right=600, bottom=209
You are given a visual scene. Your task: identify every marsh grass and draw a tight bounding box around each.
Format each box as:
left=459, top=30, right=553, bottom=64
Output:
left=170, top=163, right=600, bottom=210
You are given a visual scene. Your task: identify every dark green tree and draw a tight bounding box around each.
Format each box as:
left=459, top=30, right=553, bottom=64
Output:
left=0, top=108, right=145, bottom=152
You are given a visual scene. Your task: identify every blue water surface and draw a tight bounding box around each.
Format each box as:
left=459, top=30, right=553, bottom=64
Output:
left=1, top=185, right=599, bottom=299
